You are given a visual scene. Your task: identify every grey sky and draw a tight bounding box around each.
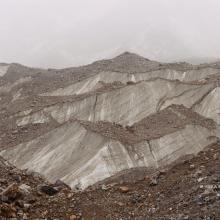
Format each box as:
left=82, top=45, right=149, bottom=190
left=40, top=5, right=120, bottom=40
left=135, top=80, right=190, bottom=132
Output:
left=0, top=0, right=220, bottom=68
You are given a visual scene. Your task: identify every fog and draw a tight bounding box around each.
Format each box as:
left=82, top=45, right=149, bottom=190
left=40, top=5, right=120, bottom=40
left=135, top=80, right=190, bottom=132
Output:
left=0, top=0, right=220, bottom=68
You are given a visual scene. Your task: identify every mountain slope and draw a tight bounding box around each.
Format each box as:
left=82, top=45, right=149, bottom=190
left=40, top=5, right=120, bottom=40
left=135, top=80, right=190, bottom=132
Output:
left=0, top=53, right=220, bottom=190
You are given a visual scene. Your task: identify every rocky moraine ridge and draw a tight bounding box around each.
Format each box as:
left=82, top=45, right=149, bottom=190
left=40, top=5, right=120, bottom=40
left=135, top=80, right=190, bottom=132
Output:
left=0, top=52, right=220, bottom=219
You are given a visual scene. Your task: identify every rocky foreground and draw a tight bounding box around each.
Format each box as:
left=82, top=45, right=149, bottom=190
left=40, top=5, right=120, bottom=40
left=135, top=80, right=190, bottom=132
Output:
left=0, top=142, right=220, bottom=219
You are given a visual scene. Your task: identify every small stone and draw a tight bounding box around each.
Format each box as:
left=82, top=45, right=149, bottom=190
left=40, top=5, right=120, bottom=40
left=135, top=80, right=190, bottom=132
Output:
left=24, top=203, right=31, bottom=211
left=190, top=164, right=195, bottom=169
left=0, top=178, right=7, bottom=184
left=26, top=170, right=43, bottom=179
left=148, top=207, right=156, bottom=214
left=211, top=174, right=220, bottom=182
left=0, top=204, right=16, bottom=218
left=17, top=209, right=24, bottom=217
left=36, top=190, right=43, bottom=197
left=101, top=184, right=108, bottom=190
left=54, top=179, right=71, bottom=190
left=69, top=214, right=77, bottom=220
left=15, top=200, right=24, bottom=208
left=23, top=213, right=28, bottom=220
left=1, top=195, right=9, bottom=203
left=145, top=175, right=150, bottom=181
left=213, top=153, right=219, bottom=160
left=13, top=175, right=22, bottom=182
left=130, top=193, right=143, bottom=204
left=159, top=169, right=166, bottom=175
left=42, top=210, right=48, bottom=216
left=150, top=177, right=158, bottom=186
left=197, top=177, right=205, bottom=183
left=11, top=130, right=18, bottom=135
left=39, top=185, right=59, bottom=196
left=0, top=183, right=22, bottom=202
left=202, top=188, right=213, bottom=195
left=19, top=184, right=31, bottom=196
left=67, top=192, right=74, bottom=198
left=27, top=196, right=37, bottom=204
left=119, top=186, right=129, bottom=193
left=194, top=170, right=203, bottom=177
left=116, top=201, right=124, bottom=206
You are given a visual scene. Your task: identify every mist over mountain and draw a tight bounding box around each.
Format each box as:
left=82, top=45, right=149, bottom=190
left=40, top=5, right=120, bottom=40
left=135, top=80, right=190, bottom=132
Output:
left=1, top=0, right=220, bottom=68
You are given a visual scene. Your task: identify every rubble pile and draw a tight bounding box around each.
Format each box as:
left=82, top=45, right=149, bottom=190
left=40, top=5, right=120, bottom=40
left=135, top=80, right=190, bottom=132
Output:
left=0, top=142, right=220, bottom=219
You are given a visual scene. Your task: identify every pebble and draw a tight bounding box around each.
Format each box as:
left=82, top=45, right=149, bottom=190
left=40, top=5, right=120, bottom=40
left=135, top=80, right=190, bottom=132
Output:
left=0, top=178, right=7, bottom=184
left=69, top=214, right=77, bottom=220
left=19, top=184, right=31, bottom=196
left=0, top=183, right=22, bottom=202
left=119, top=186, right=130, bottom=193
left=150, top=177, right=158, bottom=186
left=0, top=203, right=17, bottom=218
left=39, top=185, right=59, bottom=196
left=116, top=201, right=124, bottom=206
left=13, top=175, right=22, bottom=182
left=197, top=177, right=205, bottom=183
left=213, top=153, right=219, bottom=160
left=24, top=203, right=31, bottom=211
left=189, top=164, right=195, bottom=169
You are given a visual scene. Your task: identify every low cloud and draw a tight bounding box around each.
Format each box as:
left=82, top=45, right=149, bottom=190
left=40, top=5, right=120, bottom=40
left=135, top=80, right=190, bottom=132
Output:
left=0, top=0, right=220, bottom=68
